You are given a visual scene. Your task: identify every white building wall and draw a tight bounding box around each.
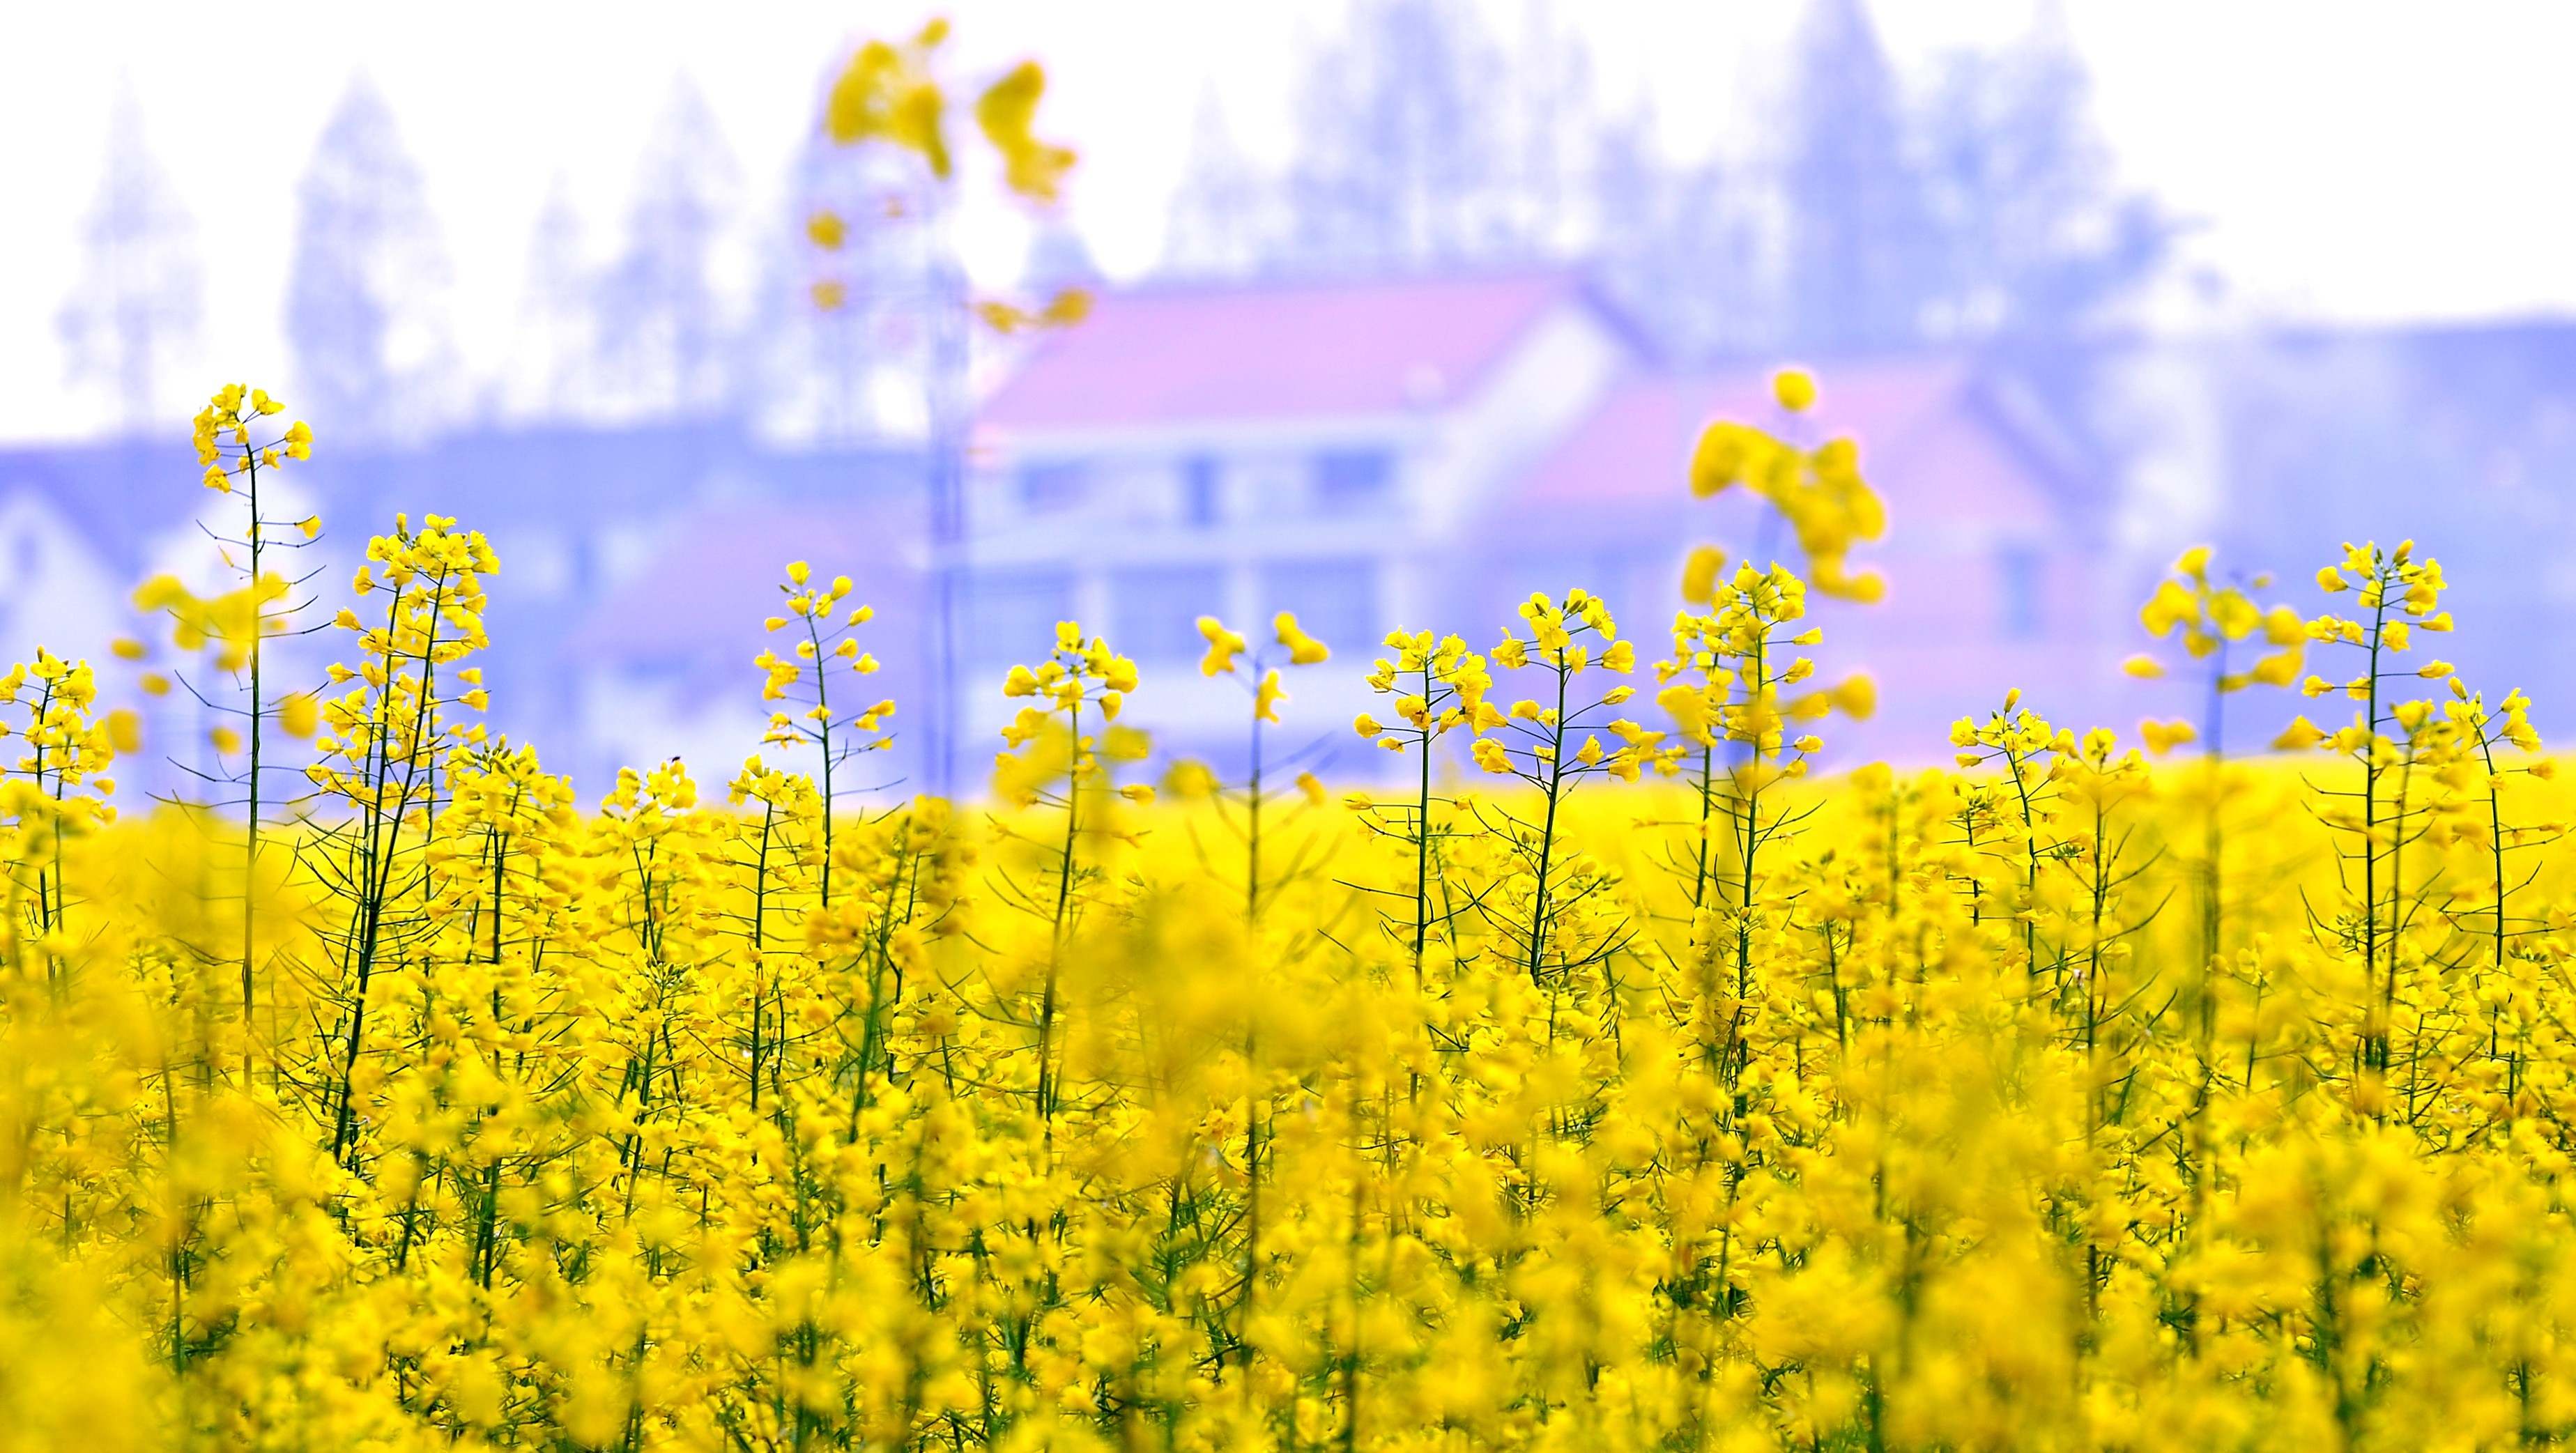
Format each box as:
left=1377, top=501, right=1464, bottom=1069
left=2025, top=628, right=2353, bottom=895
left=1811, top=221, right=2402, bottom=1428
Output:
left=956, top=295, right=1638, bottom=780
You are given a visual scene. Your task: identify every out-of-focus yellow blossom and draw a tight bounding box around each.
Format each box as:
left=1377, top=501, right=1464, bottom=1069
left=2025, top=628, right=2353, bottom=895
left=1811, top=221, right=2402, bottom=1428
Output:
left=1197, top=615, right=1245, bottom=677
left=974, top=61, right=1076, bottom=202
left=1274, top=611, right=1329, bottom=666
left=2276, top=714, right=2327, bottom=750
left=1687, top=410, right=1885, bottom=602
left=825, top=23, right=953, bottom=176
left=2140, top=717, right=2196, bottom=755
left=1772, top=366, right=1817, bottom=412
left=2137, top=544, right=2306, bottom=697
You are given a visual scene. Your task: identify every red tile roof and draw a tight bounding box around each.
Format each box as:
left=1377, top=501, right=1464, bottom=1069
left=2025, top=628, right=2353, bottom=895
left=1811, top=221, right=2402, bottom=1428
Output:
left=978, top=271, right=1593, bottom=433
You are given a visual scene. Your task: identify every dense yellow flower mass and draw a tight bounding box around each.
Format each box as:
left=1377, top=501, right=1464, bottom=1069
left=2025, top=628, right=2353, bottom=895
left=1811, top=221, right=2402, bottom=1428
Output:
left=8, top=385, right=2576, bottom=1452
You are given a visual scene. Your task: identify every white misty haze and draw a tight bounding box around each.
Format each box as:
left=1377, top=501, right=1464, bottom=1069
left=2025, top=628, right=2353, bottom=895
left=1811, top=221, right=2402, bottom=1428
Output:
left=6, top=0, right=2575, bottom=440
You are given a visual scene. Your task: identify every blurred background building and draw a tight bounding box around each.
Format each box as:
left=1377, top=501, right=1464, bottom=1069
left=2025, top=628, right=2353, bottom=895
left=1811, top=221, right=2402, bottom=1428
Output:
left=10, top=0, right=2576, bottom=799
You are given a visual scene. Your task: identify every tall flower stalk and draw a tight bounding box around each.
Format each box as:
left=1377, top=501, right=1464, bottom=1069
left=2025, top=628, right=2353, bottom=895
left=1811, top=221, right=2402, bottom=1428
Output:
left=134, top=383, right=319, bottom=1075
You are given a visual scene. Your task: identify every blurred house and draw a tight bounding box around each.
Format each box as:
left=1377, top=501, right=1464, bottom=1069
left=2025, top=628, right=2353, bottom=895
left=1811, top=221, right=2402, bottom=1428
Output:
left=1492, top=361, right=2117, bottom=758
left=0, top=420, right=928, bottom=801
left=2101, top=318, right=2576, bottom=741
left=0, top=437, right=299, bottom=802
left=965, top=270, right=2118, bottom=768
left=21, top=299, right=2576, bottom=799
left=313, top=420, right=926, bottom=790
left=965, top=272, right=1631, bottom=766
left=0, top=442, right=160, bottom=668
left=565, top=498, right=928, bottom=796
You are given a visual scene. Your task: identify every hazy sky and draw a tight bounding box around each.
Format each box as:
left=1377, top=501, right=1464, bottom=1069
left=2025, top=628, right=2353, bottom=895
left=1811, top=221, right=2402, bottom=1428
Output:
left=9, top=0, right=2576, bottom=441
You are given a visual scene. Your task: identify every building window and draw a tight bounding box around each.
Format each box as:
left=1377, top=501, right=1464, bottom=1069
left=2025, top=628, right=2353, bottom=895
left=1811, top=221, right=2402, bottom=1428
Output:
left=1181, top=454, right=1222, bottom=528
left=966, top=567, right=1075, bottom=666
left=1311, top=448, right=1395, bottom=515
left=1259, top=556, right=1379, bottom=654
left=1997, top=544, right=2044, bottom=640
left=1112, top=564, right=1228, bottom=663
left=1017, top=459, right=1089, bottom=515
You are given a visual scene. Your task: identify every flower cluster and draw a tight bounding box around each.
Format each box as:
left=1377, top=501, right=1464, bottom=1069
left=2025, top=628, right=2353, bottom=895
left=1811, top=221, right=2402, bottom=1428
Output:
left=994, top=620, right=1144, bottom=806
left=756, top=560, right=896, bottom=804
left=1354, top=629, right=1490, bottom=751
left=191, top=380, right=312, bottom=491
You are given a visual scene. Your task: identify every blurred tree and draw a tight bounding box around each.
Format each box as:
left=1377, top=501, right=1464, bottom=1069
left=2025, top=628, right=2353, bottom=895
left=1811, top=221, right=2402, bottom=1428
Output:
left=502, top=175, right=597, bottom=422
left=1162, top=85, right=1275, bottom=277
left=1020, top=215, right=1102, bottom=300
left=761, top=125, right=950, bottom=445
left=1496, top=0, right=1600, bottom=259
left=1777, top=0, right=1945, bottom=352
left=58, top=91, right=201, bottom=435
left=1919, top=3, right=2177, bottom=340
left=597, top=77, right=743, bottom=420
left=1591, top=106, right=1772, bottom=362
left=1287, top=0, right=1515, bottom=272
left=1160, top=0, right=2172, bottom=362
left=1167, top=0, right=1592, bottom=278
left=286, top=78, right=456, bottom=440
